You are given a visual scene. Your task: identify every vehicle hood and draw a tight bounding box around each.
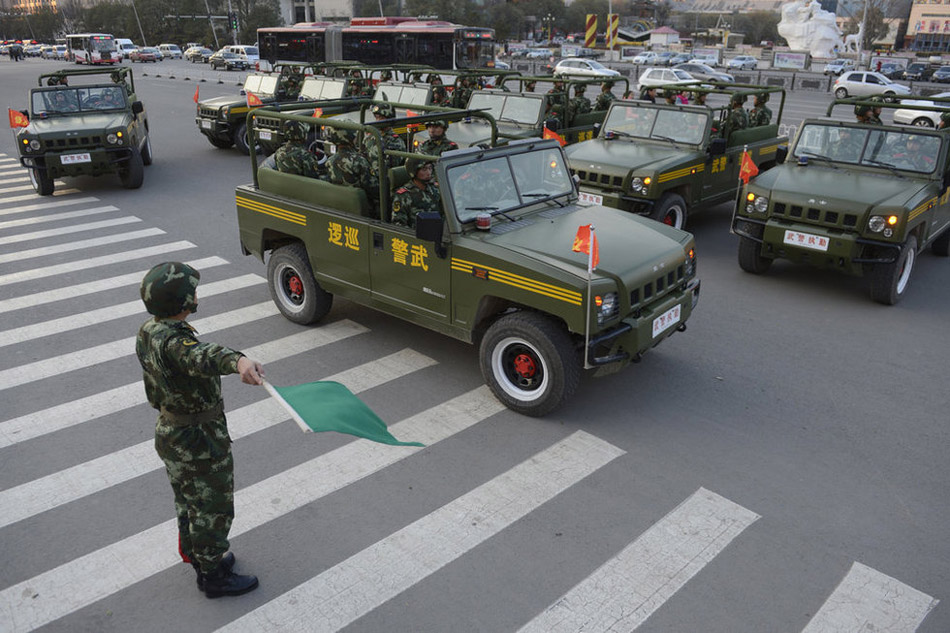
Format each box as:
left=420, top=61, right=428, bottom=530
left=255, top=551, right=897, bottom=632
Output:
left=198, top=95, right=250, bottom=110
left=566, top=138, right=692, bottom=178
left=755, top=164, right=927, bottom=212
left=477, top=204, right=690, bottom=288
left=451, top=119, right=537, bottom=148
left=28, top=112, right=132, bottom=135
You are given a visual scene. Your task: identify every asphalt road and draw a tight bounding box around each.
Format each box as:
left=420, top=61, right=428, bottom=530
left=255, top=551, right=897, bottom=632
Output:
left=1, top=56, right=948, bottom=633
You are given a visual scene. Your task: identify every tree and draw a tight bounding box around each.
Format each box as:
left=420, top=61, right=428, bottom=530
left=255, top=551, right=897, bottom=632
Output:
left=845, top=4, right=889, bottom=49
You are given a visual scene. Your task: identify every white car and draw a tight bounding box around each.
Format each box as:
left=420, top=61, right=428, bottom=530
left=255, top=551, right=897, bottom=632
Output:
left=824, top=59, right=856, bottom=76
left=632, top=51, right=658, bottom=65
left=727, top=55, right=758, bottom=70
left=833, top=71, right=912, bottom=100
left=636, top=67, right=699, bottom=90
left=525, top=48, right=551, bottom=60
left=553, top=58, right=621, bottom=78
left=892, top=91, right=950, bottom=127
left=689, top=54, right=719, bottom=67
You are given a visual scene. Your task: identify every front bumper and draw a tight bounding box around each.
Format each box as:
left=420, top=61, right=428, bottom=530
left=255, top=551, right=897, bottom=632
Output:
left=20, top=146, right=134, bottom=178
left=196, top=116, right=232, bottom=140
left=578, top=185, right=653, bottom=214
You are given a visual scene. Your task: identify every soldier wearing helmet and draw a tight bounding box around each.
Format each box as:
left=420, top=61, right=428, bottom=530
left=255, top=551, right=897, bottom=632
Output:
left=391, top=156, right=441, bottom=228
left=719, top=93, right=750, bottom=139
left=326, top=125, right=380, bottom=207
left=595, top=80, right=616, bottom=111
left=417, top=120, right=458, bottom=157
left=854, top=103, right=877, bottom=125
left=275, top=120, right=326, bottom=179
left=453, top=75, right=476, bottom=108
left=568, top=83, right=592, bottom=121
left=136, top=262, right=264, bottom=598
left=524, top=79, right=537, bottom=93
left=939, top=111, right=950, bottom=131
left=749, top=92, right=772, bottom=127
left=365, top=102, right=406, bottom=169
left=868, top=95, right=885, bottom=124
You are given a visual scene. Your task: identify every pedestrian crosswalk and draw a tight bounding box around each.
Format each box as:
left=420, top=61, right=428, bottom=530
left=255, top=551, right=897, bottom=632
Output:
left=0, top=156, right=940, bottom=632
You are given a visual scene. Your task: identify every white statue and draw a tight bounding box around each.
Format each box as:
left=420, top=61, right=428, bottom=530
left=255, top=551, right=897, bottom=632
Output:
left=843, top=23, right=864, bottom=53
left=778, top=0, right=844, bottom=58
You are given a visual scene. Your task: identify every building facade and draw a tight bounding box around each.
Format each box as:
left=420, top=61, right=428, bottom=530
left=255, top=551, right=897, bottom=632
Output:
left=907, top=0, right=950, bottom=51
left=281, top=0, right=353, bottom=26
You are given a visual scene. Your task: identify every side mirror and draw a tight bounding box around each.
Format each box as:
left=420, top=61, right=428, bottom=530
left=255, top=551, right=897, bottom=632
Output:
left=708, top=137, right=727, bottom=156
left=942, top=169, right=950, bottom=190
left=132, top=101, right=144, bottom=114
left=415, top=211, right=444, bottom=243
left=776, top=145, right=788, bottom=164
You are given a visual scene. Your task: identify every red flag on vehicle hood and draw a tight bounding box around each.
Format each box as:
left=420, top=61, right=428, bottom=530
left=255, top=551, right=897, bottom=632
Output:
left=246, top=91, right=263, bottom=107
left=739, top=150, right=759, bottom=184
left=542, top=124, right=566, bottom=146
left=572, top=224, right=599, bottom=270
left=193, top=85, right=199, bottom=104
left=8, top=108, right=28, bottom=128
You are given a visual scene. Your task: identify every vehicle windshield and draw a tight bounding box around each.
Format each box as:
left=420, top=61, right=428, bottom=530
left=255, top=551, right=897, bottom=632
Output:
left=672, top=70, right=694, bottom=81
left=90, top=38, right=115, bottom=53
left=455, top=39, right=493, bottom=70
left=244, top=75, right=278, bottom=96
left=372, top=84, right=429, bottom=106
left=32, top=86, right=127, bottom=115
left=299, top=78, right=345, bottom=100
left=794, top=123, right=941, bottom=174
left=446, top=147, right=574, bottom=223
left=602, top=103, right=709, bottom=145
left=467, top=92, right=542, bottom=124
left=244, top=46, right=259, bottom=55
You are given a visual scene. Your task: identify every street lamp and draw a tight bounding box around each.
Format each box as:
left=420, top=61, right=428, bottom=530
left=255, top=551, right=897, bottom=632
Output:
left=545, top=13, right=553, bottom=46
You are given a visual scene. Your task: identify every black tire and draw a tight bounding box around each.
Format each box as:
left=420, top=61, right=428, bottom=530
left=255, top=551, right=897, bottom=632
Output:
left=267, top=243, right=333, bottom=324
left=208, top=136, right=234, bottom=149
left=119, top=148, right=145, bottom=189
left=233, top=121, right=254, bottom=155
left=870, top=235, right=916, bottom=305
left=737, top=236, right=771, bottom=274
left=650, top=192, right=688, bottom=229
left=834, top=87, right=848, bottom=99
left=141, top=135, right=153, bottom=166
left=913, top=117, right=934, bottom=128
left=931, top=227, right=949, bottom=257
left=479, top=312, right=580, bottom=417
left=29, top=167, right=54, bottom=196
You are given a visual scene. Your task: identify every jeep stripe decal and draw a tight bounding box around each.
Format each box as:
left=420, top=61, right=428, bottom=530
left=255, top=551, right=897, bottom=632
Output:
left=657, top=164, right=705, bottom=183
left=908, top=197, right=937, bottom=222
left=451, top=258, right=583, bottom=306
left=236, top=196, right=307, bottom=226
left=760, top=145, right=779, bottom=155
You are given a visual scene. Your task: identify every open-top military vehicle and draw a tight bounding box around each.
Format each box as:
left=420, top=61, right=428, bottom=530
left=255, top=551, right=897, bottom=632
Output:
left=565, top=83, right=787, bottom=229
left=235, top=108, right=700, bottom=416
left=15, top=67, right=151, bottom=195
left=732, top=97, right=950, bottom=304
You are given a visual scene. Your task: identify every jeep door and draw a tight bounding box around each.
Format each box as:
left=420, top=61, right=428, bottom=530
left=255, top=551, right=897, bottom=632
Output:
left=369, top=223, right=451, bottom=320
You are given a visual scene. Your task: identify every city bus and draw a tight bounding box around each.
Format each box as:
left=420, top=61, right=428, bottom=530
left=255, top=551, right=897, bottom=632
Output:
left=66, top=33, right=117, bottom=64
left=257, top=17, right=495, bottom=71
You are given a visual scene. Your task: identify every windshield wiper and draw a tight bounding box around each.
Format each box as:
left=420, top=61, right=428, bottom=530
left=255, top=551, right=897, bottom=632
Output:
left=652, top=134, right=680, bottom=147
left=523, top=192, right=567, bottom=207
left=863, top=158, right=904, bottom=178
left=497, top=116, right=523, bottom=124
left=798, top=152, right=839, bottom=168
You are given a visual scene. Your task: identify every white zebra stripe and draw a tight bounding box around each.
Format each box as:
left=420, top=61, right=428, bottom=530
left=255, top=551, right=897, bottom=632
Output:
left=0, top=205, right=120, bottom=230
left=0, top=189, right=82, bottom=205
left=0, top=215, right=140, bottom=245
left=0, top=227, right=164, bottom=264
left=0, top=196, right=100, bottom=217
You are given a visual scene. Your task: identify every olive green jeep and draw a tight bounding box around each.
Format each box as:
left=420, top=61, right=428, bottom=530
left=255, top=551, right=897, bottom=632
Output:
left=732, top=98, right=950, bottom=304
left=565, top=83, right=787, bottom=229
left=15, top=67, right=151, bottom=195
left=235, top=109, right=701, bottom=416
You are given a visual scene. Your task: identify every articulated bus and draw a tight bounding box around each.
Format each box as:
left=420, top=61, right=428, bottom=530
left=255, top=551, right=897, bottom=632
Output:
left=257, top=17, right=495, bottom=71
left=66, top=33, right=117, bottom=64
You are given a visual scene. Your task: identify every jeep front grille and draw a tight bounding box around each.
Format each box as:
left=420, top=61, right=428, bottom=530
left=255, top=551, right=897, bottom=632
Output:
left=630, top=263, right=686, bottom=310
left=770, top=202, right=858, bottom=229
left=199, top=107, right=218, bottom=118
left=571, top=168, right=623, bottom=189
left=43, top=136, right=102, bottom=150
left=255, top=115, right=281, bottom=130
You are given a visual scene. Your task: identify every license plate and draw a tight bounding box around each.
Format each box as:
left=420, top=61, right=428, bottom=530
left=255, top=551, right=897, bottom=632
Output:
left=652, top=304, right=681, bottom=339
left=61, top=153, right=91, bottom=165
left=200, top=119, right=212, bottom=130
left=783, top=229, right=829, bottom=252
left=259, top=130, right=272, bottom=141
left=578, top=191, right=603, bottom=206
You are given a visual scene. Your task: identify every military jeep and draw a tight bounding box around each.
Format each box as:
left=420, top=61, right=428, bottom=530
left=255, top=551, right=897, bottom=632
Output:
left=732, top=98, right=950, bottom=304
left=15, top=67, right=151, bottom=195
left=235, top=109, right=701, bottom=416
left=565, top=84, right=787, bottom=229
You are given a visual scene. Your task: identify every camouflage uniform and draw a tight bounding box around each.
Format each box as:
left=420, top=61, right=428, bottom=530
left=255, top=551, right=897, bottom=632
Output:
left=720, top=96, right=749, bottom=139
left=275, top=121, right=325, bottom=178
left=939, top=111, right=950, bottom=131
left=453, top=77, right=475, bottom=108
left=327, top=129, right=380, bottom=206
left=749, top=94, right=773, bottom=127
left=391, top=160, right=441, bottom=228
left=568, top=87, right=592, bottom=121
left=595, top=82, right=616, bottom=111
left=417, top=122, right=459, bottom=157
left=365, top=128, right=406, bottom=169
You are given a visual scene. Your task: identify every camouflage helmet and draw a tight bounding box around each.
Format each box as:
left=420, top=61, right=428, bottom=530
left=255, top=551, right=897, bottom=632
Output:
left=940, top=111, right=950, bottom=125
left=281, top=119, right=307, bottom=141
left=854, top=103, right=872, bottom=117
left=380, top=70, right=393, bottom=81
left=140, top=262, right=200, bottom=317
left=730, top=93, right=747, bottom=106
left=755, top=91, right=769, bottom=103
left=603, top=80, right=615, bottom=89
left=372, top=102, right=395, bottom=118
left=328, top=125, right=357, bottom=145
left=425, top=119, right=449, bottom=131
left=405, top=156, right=433, bottom=178
left=574, top=84, right=586, bottom=94
left=524, top=80, right=537, bottom=89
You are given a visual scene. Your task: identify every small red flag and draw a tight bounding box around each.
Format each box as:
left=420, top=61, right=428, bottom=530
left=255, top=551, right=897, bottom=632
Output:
left=246, top=91, right=263, bottom=107
left=8, top=108, right=28, bottom=128
left=572, top=224, right=599, bottom=270
left=542, top=124, right=566, bottom=147
left=312, top=107, right=323, bottom=118
left=193, top=85, right=199, bottom=104
left=739, top=150, right=759, bottom=184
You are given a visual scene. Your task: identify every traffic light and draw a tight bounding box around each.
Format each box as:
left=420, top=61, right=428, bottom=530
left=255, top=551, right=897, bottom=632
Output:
left=229, top=11, right=239, bottom=31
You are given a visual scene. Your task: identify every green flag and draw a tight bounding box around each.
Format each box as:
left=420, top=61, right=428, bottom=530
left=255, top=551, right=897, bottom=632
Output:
left=265, top=380, right=424, bottom=447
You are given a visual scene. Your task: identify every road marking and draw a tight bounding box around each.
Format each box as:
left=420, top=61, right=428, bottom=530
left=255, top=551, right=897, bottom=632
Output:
left=0, top=215, right=141, bottom=245
left=0, top=320, right=367, bottom=448
left=0, top=274, right=264, bottom=348
left=0, top=255, right=225, bottom=315
left=0, top=157, right=16, bottom=163
left=0, top=387, right=500, bottom=633
left=519, top=487, right=760, bottom=632
left=0, top=302, right=280, bottom=392
left=0, top=240, right=196, bottom=287
left=0, top=176, right=28, bottom=186
left=220, top=431, right=624, bottom=633
left=801, top=562, right=938, bottom=633
left=0, top=205, right=120, bottom=230
left=0, top=227, right=164, bottom=264
left=0, top=189, right=82, bottom=205
left=0, top=196, right=100, bottom=217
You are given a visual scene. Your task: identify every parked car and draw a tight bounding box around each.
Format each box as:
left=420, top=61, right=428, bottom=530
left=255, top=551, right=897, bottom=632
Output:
left=632, top=51, right=658, bottom=65
left=525, top=48, right=551, bottom=59
left=727, top=55, right=758, bottom=70
left=158, top=43, right=182, bottom=59
left=823, top=58, right=855, bottom=76
left=878, top=62, right=904, bottom=80
left=654, top=51, right=676, bottom=66
left=833, top=71, right=912, bottom=99
left=553, top=58, right=620, bottom=78
left=490, top=59, right=511, bottom=70
left=53, top=45, right=67, bottom=60
left=689, top=53, right=719, bottom=67
left=636, top=67, right=699, bottom=90
left=129, top=47, right=159, bottom=63
left=903, top=62, right=935, bottom=81
left=40, top=45, right=55, bottom=59
left=674, top=62, right=734, bottom=83
left=931, top=65, right=950, bottom=83
left=209, top=50, right=249, bottom=71
left=115, top=38, right=136, bottom=59
left=892, top=91, right=950, bottom=127
left=669, top=52, right=692, bottom=65
left=184, top=46, right=213, bottom=63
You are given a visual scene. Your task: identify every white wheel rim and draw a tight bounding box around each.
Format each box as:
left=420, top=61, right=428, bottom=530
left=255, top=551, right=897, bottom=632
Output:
left=896, top=246, right=915, bottom=295
left=28, top=169, right=38, bottom=190
left=491, top=336, right=550, bottom=403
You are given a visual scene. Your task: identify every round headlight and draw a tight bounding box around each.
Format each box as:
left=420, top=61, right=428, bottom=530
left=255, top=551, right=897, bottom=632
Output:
left=29, top=139, right=41, bottom=150
left=754, top=196, right=769, bottom=213
left=868, top=216, right=886, bottom=232
left=631, top=177, right=643, bottom=191
left=106, top=133, right=118, bottom=144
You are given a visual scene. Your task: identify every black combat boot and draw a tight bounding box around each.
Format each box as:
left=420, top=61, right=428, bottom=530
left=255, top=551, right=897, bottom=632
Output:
left=191, top=552, right=236, bottom=590
left=202, top=560, right=258, bottom=598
